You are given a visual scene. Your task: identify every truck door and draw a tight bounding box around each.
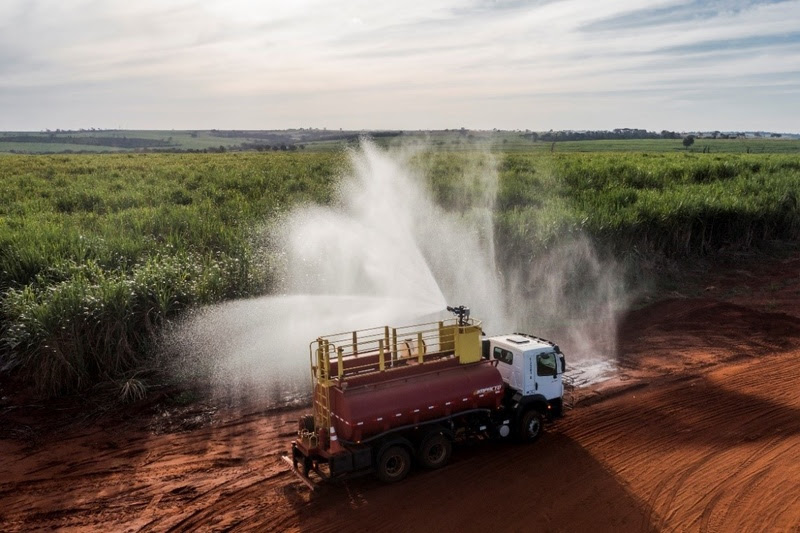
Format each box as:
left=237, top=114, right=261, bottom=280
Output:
left=492, top=346, right=522, bottom=392
left=535, top=351, right=563, bottom=400
left=524, top=351, right=535, bottom=395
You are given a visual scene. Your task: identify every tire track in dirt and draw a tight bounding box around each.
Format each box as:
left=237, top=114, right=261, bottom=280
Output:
left=0, top=409, right=302, bottom=531
left=153, top=471, right=286, bottom=532
left=560, top=346, right=800, bottom=533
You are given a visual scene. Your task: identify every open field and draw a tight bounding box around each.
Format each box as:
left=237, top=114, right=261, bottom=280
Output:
left=0, top=152, right=340, bottom=396
left=2, top=130, right=800, bottom=154
left=528, top=137, right=800, bottom=153
left=0, top=142, right=126, bottom=153
left=1, top=149, right=799, bottom=397
left=405, top=134, right=800, bottom=154
left=0, top=130, right=395, bottom=154
left=1, top=251, right=798, bottom=531
left=0, top=130, right=266, bottom=152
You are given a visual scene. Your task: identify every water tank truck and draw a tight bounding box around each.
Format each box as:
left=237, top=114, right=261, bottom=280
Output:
left=283, top=305, right=566, bottom=486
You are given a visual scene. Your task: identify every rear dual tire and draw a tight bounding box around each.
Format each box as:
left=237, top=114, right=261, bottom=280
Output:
left=376, top=433, right=453, bottom=483
left=418, top=434, right=452, bottom=470
left=376, top=446, right=412, bottom=483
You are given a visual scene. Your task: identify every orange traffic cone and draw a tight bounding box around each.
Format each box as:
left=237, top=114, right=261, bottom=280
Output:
left=329, top=425, right=344, bottom=454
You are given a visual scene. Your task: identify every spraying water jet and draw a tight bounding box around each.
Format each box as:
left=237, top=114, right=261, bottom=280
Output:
left=166, top=140, right=627, bottom=404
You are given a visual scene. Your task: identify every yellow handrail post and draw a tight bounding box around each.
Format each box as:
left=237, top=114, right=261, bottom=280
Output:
left=392, top=328, right=398, bottom=362
left=315, top=338, right=323, bottom=379
left=323, top=340, right=330, bottom=380
left=352, top=331, right=358, bottom=356
left=337, top=346, right=344, bottom=379
left=417, top=332, right=424, bottom=363
left=378, top=339, right=385, bottom=371
left=384, top=326, right=390, bottom=360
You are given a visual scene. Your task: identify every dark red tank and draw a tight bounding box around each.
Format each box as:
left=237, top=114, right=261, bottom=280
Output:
left=327, top=359, right=504, bottom=442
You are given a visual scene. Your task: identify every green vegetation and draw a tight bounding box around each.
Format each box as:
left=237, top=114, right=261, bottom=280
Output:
left=416, top=150, right=800, bottom=262
left=2, top=129, right=799, bottom=154
left=0, top=153, right=342, bottom=395
left=434, top=137, right=800, bottom=153
left=493, top=153, right=800, bottom=260
left=0, top=129, right=402, bottom=154
left=1, top=148, right=798, bottom=397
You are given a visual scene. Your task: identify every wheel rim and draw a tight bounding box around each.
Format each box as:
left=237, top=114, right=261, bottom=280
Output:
left=527, top=417, right=540, bottom=437
left=385, top=454, right=405, bottom=477
left=427, top=443, right=445, bottom=464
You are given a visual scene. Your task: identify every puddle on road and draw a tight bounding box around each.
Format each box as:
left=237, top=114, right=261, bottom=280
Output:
left=565, top=359, right=617, bottom=387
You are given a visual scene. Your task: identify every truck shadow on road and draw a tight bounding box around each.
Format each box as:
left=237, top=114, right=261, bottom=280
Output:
left=294, top=433, right=658, bottom=532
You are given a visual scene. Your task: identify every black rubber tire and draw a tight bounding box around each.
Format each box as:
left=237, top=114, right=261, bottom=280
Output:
left=376, top=445, right=412, bottom=483
left=418, top=433, right=452, bottom=469
left=519, top=410, right=543, bottom=442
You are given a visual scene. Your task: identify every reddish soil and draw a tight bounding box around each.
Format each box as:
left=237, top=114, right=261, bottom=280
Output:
left=2, top=252, right=799, bottom=532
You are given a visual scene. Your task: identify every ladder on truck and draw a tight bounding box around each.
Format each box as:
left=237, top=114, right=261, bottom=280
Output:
left=313, top=340, right=333, bottom=434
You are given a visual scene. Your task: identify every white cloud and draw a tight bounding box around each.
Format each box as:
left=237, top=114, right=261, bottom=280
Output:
left=1, top=0, right=798, bottom=131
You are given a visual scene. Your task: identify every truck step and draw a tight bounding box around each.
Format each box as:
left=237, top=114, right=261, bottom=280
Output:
left=280, top=455, right=317, bottom=491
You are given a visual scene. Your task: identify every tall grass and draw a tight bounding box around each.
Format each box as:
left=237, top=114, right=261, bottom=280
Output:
left=486, top=153, right=800, bottom=263
left=1, top=149, right=798, bottom=396
left=0, top=153, right=342, bottom=395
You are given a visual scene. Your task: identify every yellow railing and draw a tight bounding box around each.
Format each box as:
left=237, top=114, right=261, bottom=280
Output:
left=309, top=317, right=483, bottom=433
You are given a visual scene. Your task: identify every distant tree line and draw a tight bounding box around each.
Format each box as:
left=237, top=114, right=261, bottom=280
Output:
left=240, top=142, right=305, bottom=151
left=519, top=129, right=783, bottom=142
left=522, top=128, right=682, bottom=142
left=212, top=129, right=402, bottom=143
left=212, top=130, right=299, bottom=141
left=3, top=135, right=175, bottom=149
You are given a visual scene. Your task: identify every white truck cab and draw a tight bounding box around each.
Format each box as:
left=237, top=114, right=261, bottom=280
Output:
left=484, top=334, right=565, bottom=402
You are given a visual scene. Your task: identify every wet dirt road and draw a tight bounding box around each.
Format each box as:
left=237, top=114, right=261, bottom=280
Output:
left=2, top=255, right=799, bottom=532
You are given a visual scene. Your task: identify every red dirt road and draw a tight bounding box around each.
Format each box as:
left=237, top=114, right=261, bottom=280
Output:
left=2, top=255, right=799, bottom=532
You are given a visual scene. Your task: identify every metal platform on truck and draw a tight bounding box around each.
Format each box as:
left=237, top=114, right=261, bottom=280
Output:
left=294, top=315, right=485, bottom=459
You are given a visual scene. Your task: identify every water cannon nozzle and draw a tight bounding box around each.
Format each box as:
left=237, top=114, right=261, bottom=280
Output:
left=446, top=305, right=470, bottom=326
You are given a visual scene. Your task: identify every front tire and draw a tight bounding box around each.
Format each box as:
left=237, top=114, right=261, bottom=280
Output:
left=519, top=410, right=543, bottom=442
left=376, top=445, right=412, bottom=483
left=418, top=434, right=452, bottom=469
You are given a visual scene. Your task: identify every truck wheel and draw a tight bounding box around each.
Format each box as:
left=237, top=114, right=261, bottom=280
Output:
left=519, top=410, right=543, bottom=442
left=418, top=434, right=452, bottom=469
left=376, top=445, right=412, bottom=483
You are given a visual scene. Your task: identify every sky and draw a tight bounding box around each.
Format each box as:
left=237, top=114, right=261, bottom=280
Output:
left=1, top=0, right=799, bottom=132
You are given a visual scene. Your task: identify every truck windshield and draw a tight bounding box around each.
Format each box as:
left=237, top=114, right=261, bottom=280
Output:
left=537, top=352, right=557, bottom=377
